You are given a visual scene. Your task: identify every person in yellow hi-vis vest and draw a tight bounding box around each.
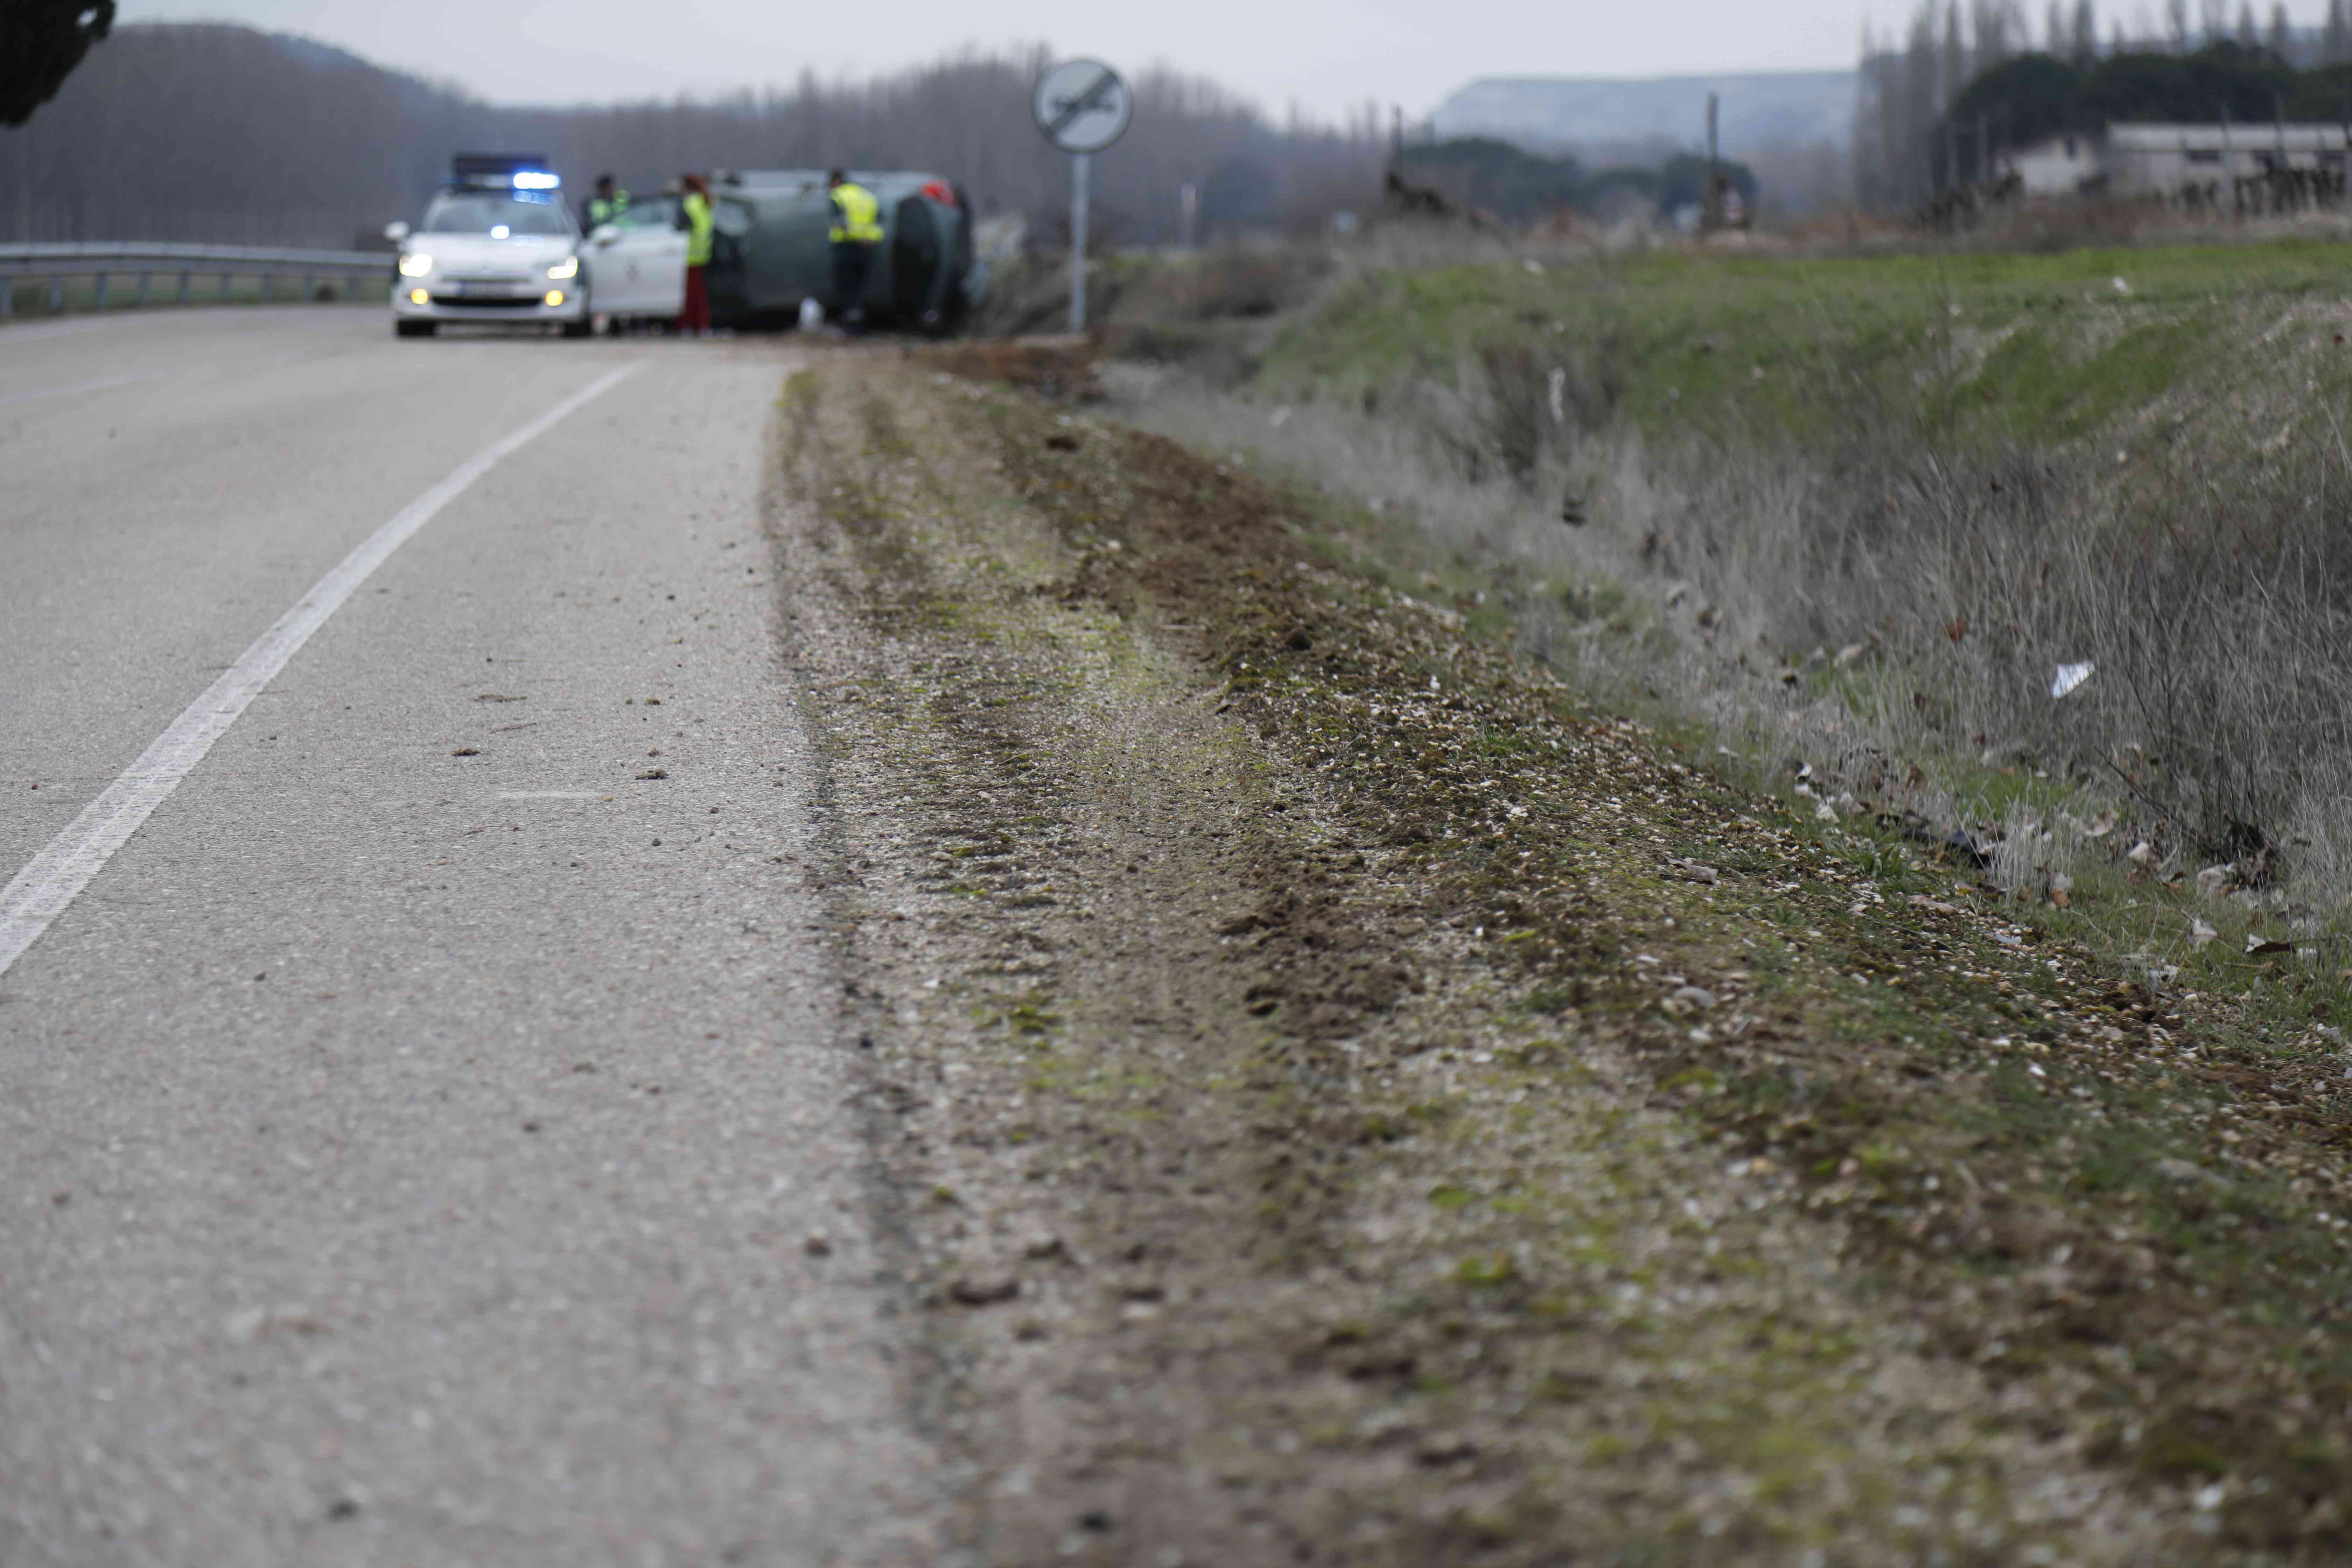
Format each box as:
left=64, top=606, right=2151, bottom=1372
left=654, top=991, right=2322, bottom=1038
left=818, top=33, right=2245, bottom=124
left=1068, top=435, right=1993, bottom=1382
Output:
left=677, top=173, right=714, bottom=336
left=826, top=169, right=883, bottom=330
left=583, top=174, right=629, bottom=232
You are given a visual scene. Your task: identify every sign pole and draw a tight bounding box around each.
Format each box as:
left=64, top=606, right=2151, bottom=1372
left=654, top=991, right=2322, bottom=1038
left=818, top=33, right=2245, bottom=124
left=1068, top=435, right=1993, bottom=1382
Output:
left=1070, top=151, right=1091, bottom=332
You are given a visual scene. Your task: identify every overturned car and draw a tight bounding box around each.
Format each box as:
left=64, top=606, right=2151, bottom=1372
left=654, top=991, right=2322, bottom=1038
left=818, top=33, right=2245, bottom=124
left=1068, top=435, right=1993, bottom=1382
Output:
left=582, top=169, right=988, bottom=334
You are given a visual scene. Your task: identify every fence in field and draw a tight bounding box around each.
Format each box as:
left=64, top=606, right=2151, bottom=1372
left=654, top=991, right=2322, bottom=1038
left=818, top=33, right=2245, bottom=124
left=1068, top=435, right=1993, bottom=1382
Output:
left=0, top=244, right=391, bottom=317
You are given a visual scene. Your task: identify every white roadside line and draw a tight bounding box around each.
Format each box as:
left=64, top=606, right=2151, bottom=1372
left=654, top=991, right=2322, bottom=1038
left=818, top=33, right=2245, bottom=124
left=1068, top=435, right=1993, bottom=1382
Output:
left=0, top=369, right=173, bottom=408
left=0, top=313, right=181, bottom=346
left=0, top=306, right=356, bottom=348
left=0, top=363, right=643, bottom=982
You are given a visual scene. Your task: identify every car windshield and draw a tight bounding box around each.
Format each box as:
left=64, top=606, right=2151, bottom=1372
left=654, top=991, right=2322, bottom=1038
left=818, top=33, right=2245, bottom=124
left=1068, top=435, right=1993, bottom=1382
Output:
left=419, top=192, right=573, bottom=237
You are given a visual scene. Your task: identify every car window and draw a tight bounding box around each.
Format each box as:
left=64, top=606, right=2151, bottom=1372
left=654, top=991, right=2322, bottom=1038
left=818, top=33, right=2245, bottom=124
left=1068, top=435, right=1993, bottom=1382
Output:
left=419, top=192, right=574, bottom=237
left=611, top=197, right=679, bottom=231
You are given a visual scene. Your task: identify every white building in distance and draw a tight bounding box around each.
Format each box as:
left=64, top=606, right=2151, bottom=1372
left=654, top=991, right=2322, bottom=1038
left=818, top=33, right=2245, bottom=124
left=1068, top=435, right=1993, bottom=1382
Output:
left=2008, top=122, right=2351, bottom=198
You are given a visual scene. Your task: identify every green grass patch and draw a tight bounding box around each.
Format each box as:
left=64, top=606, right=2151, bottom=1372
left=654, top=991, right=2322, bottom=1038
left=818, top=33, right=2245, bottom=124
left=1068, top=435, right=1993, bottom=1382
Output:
left=1254, top=241, right=2352, bottom=449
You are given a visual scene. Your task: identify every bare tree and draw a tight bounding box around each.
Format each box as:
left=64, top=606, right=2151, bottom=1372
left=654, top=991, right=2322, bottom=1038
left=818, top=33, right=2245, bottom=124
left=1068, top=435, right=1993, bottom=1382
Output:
left=1971, top=0, right=2017, bottom=63
left=2168, top=0, right=2193, bottom=51
left=2328, top=0, right=2349, bottom=61
left=2072, top=0, right=2102, bottom=60
left=2266, top=1, right=2292, bottom=59
left=0, top=25, right=1384, bottom=246
left=1944, top=2, right=1971, bottom=104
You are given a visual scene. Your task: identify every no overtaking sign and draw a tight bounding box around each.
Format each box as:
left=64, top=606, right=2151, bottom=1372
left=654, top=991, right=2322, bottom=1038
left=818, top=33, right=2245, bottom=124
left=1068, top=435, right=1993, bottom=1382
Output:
left=1033, top=59, right=1132, bottom=154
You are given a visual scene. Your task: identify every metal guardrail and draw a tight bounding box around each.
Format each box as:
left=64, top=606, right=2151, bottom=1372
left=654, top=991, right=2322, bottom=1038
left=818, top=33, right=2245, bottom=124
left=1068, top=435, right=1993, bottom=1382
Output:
left=0, top=243, right=392, bottom=317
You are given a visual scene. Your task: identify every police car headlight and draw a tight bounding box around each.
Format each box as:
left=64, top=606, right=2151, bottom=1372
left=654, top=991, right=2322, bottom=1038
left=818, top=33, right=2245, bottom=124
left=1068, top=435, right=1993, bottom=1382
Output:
left=398, top=252, right=433, bottom=277
left=547, top=256, right=579, bottom=280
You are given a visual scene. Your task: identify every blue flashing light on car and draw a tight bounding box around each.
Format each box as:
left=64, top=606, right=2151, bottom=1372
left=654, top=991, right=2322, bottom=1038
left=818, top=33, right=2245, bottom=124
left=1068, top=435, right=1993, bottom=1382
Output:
left=448, top=153, right=560, bottom=192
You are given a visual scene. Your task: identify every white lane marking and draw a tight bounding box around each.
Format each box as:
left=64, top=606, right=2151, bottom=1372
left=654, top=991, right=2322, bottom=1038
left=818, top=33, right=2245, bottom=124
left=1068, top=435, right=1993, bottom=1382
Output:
left=0, top=369, right=171, bottom=407
left=497, top=791, right=609, bottom=800
left=0, top=306, right=357, bottom=348
left=0, top=364, right=643, bottom=981
left=0, top=314, right=179, bottom=346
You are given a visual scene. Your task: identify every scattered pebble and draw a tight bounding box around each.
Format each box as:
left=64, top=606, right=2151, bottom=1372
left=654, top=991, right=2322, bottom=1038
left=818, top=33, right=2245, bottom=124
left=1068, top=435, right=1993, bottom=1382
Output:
left=948, top=1274, right=1019, bottom=1307
left=1414, top=1433, right=1478, bottom=1465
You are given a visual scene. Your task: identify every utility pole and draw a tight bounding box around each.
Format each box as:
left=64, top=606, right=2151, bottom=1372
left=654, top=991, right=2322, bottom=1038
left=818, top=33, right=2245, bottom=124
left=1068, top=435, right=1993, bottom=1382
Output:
left=1702, top=92, right=1721, bottom=232
left=2276, top=90, right=2288, bottom=200
left=2222, top=99, right=2236, bottom=218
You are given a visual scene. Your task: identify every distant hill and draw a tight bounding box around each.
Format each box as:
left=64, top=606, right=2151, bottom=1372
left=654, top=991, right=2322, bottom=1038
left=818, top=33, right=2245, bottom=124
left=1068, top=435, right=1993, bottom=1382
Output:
left=1433, top=72, right=1857, bottom=156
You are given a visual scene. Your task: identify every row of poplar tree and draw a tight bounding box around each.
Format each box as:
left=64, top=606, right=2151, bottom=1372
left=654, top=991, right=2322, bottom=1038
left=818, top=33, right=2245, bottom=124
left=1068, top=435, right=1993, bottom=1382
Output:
left=1856, top=0, right=2352, bottom=207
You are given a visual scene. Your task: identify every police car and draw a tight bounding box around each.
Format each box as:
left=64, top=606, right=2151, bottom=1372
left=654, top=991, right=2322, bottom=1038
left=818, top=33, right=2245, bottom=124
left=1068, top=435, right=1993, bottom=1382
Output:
left=385, top=155, right=592, bottom=338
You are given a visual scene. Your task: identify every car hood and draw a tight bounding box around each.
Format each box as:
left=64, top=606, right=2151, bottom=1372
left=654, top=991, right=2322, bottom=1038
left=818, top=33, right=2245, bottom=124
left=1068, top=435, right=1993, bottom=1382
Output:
left=408, top=234, right=575, bottom=276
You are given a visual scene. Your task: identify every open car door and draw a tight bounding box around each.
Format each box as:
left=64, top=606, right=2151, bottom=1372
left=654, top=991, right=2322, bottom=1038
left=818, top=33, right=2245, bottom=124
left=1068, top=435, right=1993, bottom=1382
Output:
left=583, top=196, right=687, bottom=319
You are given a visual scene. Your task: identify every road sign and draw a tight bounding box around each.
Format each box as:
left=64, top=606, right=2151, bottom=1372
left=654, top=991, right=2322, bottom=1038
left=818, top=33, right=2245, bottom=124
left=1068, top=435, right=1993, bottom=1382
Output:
left=1033, top=59, right=1132, bottom=155
left=1033, top=59, right=1132, bottom=332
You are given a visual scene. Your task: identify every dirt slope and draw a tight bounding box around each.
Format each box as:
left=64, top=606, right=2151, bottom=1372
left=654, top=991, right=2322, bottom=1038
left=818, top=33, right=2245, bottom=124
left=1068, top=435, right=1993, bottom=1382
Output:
left=766, top=354, right=2352, bottom=1566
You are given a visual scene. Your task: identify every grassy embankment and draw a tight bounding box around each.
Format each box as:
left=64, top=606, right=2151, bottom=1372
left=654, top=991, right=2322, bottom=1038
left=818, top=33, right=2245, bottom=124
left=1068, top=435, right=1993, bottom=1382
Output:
left=1123, top=236, right=2352, bottom=1031
left=983, top=232, right=2352, bottom=1555
left=766, top=240, right=2352, bottom=1553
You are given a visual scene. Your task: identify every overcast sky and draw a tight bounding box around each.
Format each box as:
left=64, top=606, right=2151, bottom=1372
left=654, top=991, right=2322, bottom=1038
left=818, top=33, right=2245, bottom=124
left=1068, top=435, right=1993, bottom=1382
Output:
left=115, top=0, right=2344, bottom=119
left=117, top=0, right=2053, bottom=120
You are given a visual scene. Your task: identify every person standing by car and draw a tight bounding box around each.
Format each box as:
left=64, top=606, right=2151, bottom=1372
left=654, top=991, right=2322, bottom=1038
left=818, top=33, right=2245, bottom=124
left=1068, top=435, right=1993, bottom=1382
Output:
left=583, top=174, right=629, bottom=232
left=826, top=169, right=882, bottom=330
left=676, top=173, right=714, bottom=336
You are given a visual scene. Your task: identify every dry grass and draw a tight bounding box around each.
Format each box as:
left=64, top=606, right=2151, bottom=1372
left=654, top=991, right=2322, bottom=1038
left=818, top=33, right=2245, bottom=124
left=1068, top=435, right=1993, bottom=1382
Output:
left=1106, top=251, right=2352, bottom=919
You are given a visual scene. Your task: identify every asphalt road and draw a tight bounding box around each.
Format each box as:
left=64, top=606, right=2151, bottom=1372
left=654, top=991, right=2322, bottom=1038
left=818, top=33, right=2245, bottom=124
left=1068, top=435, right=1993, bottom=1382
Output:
left=0, top=308, right=941, bottom=1566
